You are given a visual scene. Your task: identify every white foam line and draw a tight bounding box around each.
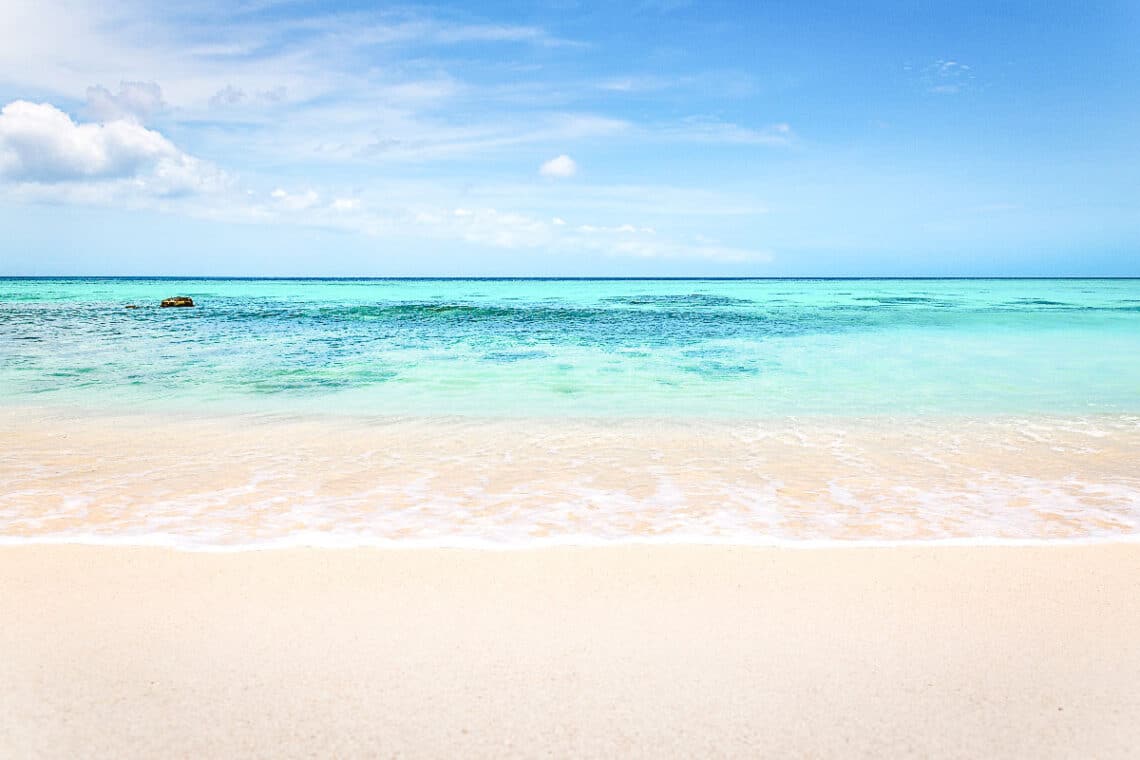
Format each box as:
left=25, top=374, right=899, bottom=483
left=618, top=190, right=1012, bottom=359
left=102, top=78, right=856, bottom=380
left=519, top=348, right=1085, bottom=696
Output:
left=2, top=532, right=1140, bottom=553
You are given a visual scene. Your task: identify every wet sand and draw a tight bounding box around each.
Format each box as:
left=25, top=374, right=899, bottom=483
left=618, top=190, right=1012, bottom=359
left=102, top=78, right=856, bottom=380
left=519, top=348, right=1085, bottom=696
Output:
left=2, top=544, right=1139, bottom=758
left=4, top=407, right=1139, bottom=544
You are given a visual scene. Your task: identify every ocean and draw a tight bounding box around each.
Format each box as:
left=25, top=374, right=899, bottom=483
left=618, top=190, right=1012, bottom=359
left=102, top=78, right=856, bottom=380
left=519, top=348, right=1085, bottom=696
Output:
left=2, top=277, right=1139, bottom=548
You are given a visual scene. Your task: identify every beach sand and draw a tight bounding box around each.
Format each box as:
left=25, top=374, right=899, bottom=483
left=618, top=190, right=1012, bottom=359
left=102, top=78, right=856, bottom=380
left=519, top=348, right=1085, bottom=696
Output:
left=2, top=544, right=1139, bottom=758
left=5, top=408, right=1140, bottom=544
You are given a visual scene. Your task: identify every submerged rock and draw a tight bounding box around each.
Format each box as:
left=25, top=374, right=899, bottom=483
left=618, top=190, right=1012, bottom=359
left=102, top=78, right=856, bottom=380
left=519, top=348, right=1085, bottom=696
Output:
left=160, top=297, right=195, bottom=308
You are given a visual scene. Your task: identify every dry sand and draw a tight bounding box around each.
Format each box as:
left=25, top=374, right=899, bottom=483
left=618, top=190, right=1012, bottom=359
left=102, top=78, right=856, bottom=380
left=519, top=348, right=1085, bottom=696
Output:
left=2, top=544, right=1139, bottom=758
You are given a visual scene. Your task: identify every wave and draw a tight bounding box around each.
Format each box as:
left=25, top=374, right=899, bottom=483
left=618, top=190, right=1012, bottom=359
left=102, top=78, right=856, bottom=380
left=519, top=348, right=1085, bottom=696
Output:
left=3, top=532, right=1139, bottom=553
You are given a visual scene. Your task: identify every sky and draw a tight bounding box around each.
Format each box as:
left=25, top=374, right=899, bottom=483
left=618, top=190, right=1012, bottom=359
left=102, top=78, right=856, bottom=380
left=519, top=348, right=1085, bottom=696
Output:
left=0, top=0, right=1137, bottom=276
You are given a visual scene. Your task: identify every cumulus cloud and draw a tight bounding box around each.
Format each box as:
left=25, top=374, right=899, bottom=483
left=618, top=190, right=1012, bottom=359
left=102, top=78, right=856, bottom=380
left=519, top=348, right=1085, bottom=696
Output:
left=85, top=81, right=165, bottom=123
left=539, top=154, right=578, bottom=178
left=1, top=100, right=178, bottom=182
left=0, top=100, right=225, bottom=195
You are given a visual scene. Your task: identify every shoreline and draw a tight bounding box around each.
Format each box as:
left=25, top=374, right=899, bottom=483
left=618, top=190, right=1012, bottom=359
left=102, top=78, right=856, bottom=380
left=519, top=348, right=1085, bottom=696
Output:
left=5, top=533, right=1140, bottom=552
left=5, top=398, right=1140, bottom=428
left=4, top=543, right=1139, bottom=758
left=5, top=406, right=1139, bottom=545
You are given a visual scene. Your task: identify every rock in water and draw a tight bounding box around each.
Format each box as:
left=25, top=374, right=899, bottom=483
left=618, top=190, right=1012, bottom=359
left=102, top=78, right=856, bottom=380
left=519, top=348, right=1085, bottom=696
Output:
left=160, top=297, right=195, bottom=308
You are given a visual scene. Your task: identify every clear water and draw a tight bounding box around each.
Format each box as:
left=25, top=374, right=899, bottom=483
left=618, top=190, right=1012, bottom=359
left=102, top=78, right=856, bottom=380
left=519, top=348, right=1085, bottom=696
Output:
left=3, top=278, right=1140, bottom=547
left=2, top=278, right=1139, bottom=417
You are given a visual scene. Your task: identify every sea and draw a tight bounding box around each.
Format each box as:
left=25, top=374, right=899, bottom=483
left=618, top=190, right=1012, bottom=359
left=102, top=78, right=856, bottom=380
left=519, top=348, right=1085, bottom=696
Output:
left=2, top=277, right=1139, bottom=549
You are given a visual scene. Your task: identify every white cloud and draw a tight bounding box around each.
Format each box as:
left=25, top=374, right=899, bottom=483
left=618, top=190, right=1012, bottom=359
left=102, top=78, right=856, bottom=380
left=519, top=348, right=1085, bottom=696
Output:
left=0, top=2, right=579, bottom=112
left=0, top=4, right=783, bottom=267
left=388, top=201, right=766, bottom=260
left=0, top=97, right=771, bottom=263
left=539, top=154, right=578, bottom=178
left=2, top=101, right=175, bottom=182
left=0, top=100, right=227, bottom=201
left=441, top=206, right=553, bottom=247
left=0, top=2, right=785, bottom=179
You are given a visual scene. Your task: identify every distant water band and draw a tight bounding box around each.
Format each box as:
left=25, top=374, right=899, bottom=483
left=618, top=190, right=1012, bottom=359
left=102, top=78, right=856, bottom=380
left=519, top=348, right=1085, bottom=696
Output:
left=3, top=277, right=1139, bottom=417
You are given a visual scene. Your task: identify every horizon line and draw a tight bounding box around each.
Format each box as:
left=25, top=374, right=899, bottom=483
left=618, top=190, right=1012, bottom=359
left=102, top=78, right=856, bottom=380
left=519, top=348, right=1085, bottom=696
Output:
left=2, top=275, right=1139, bottom=281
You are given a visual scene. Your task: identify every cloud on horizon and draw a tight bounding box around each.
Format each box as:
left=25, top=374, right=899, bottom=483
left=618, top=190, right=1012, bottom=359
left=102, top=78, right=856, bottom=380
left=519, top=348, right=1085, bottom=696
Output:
left=0, top=97, right=770, bottom=264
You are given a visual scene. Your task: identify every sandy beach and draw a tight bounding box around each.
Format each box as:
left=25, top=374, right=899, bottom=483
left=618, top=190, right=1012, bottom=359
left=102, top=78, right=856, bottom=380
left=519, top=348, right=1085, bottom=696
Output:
left=3, top=0, right=1138, bottom=753
left=3, top=544, right=1139, bottom=758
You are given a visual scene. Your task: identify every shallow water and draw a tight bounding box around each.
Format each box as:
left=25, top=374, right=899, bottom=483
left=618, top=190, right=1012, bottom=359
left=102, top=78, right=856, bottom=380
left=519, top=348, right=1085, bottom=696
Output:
left=2, top=278, right=1139, bottom=548
left=3, top=409, right=1138, bottom=548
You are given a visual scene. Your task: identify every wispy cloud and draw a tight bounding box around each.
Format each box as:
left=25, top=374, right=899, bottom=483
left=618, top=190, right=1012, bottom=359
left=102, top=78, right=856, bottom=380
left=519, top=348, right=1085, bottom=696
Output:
left=0, top=2, right=578, bottom=106
left=350, top=114, right=629, bottom=163
left=1, top=126, right=770, bottom=263
left=922, top=59, right=974, bottom=95
left=1, top=1, right=792, bottom=174
left=0, top=1, right=785, bottom=267
left=654, top=117, right=795, bottom=146
left=85, top=81, right=166, bottom=123
left=597, top=75, right=678, bottom=93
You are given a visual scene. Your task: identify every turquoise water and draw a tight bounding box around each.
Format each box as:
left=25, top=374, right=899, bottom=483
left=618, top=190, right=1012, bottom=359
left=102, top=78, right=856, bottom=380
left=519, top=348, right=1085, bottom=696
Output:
left=2, top=278, right=1139, bottom=417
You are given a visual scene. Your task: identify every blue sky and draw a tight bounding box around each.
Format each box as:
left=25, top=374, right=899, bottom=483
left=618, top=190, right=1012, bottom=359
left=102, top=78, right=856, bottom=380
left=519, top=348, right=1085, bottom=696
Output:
left=1, top=0, right=1137, bottom=275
